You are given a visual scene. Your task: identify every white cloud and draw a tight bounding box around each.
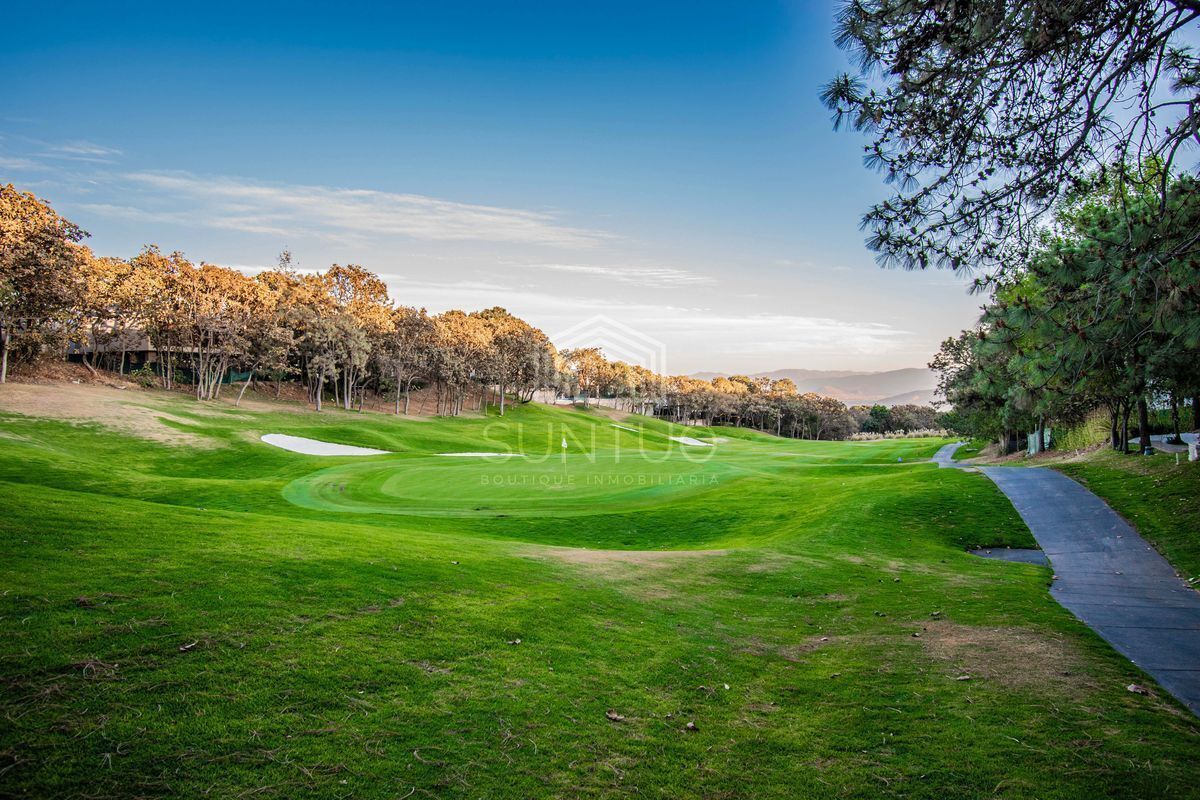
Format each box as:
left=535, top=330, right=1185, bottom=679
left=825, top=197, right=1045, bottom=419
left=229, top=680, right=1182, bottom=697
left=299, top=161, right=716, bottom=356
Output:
left=650, top=312, right=907, bottom=355
left=77, top=203, right=192, bottom=226
left=0, top=156, right=42, bottom=171
left=105, top=171, right=610, bottom=247
left=523, top=262, right=715, bottom=288
left=369, top=275, right=906, bottom=366
left=45, top=140, right=122, bottom=161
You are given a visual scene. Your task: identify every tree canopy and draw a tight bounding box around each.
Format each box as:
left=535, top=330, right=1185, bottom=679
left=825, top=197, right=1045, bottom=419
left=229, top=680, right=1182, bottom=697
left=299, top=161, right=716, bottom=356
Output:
left=823, top=0, right=1200, bottom=277
left=0, top=183, right=945, bottom=441
left=932, top=164, right=1200, bottom=451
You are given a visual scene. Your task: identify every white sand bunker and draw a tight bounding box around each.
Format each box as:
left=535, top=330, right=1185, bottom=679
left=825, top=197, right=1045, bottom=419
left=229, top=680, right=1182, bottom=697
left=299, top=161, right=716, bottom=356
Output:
left=612, top=424, right=640, bottom=433
left=261, top=434, right=391, bottom=456
left=670, top=436, right=714, bottom=447
left=436, top=452, right=520, bottom=458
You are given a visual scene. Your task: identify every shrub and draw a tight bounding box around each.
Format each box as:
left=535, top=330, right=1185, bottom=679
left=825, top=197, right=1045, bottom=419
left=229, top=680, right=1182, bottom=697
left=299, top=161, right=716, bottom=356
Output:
left=849, top=428, right=949, bottom=440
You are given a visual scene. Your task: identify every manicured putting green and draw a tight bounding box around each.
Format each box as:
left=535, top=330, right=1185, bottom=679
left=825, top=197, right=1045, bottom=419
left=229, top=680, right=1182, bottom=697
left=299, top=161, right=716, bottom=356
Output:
left=278, top=420, right=952, bottom=518
left=282, top=451, right=748, bottom=517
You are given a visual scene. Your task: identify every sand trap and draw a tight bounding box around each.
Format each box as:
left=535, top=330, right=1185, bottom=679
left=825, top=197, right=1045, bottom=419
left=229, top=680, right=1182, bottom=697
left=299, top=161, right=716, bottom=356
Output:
left=670, top=436, right=714, bottom=447
left=436, top=452, right=520, bottom=458
left=261, top=434, right=391, bottom=456
left=612, top=424, right=640, bottom=433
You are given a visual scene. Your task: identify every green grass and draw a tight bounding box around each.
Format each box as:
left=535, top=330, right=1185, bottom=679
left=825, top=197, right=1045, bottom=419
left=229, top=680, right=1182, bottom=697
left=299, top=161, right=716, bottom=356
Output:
left=952, top=437, right=988, bottom=460
left=1057, top=448, right=1200, bottom=581
left=1, top=386, right=1198, bottom=799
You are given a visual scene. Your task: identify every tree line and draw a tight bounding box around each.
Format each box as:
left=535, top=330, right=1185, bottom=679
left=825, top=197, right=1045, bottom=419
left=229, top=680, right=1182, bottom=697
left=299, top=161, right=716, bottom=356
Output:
left=931, top=163, right=1200, bottom=454
left=558, top=351, right=944, bottom=439
left=1, top=184, right=558, bottom=414
left=825, top=2, right=1200, bottom=455
left=1, top=183, right=942, bottom=440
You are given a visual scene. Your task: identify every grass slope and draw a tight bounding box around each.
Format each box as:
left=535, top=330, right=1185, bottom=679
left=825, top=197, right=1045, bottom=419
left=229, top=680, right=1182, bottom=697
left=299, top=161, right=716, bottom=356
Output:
left=1, top=386, right=1197, bottom=799
left=1057, top=448, right=1200, bottom=582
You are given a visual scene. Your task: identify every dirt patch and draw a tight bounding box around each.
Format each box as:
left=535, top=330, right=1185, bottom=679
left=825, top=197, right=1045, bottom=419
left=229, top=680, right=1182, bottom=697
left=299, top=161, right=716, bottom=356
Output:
left=742, top=551, right=827, bottom=573
left=918, top=620, right=1097, bottom=695
left=0, top=383, right=216, bottom=448
left=778, top=635, right=840, bottom=661
left=525, top=546, right=728, bottom=602
left=969, top=442, right=1106, bottom=468
left=734, top=633, right=841, bottom=662
left=5, top=359, right=125, bottom=386
left=529, top=546, right=728, bottom=567
left=732, top=632, right=904, bottom=665
left=7, top=361, right=469, bottom=419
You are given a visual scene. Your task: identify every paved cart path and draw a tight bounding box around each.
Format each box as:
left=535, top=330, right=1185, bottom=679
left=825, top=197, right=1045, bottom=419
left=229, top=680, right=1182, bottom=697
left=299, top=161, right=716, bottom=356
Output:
left=933, top=442, right=1200, bottom=715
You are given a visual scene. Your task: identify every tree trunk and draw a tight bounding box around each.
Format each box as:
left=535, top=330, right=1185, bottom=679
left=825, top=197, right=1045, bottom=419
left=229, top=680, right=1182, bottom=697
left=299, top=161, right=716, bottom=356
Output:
left=404, top=378, right=413, bottom=415
left=499, top=381, right=506, bottom=415
left=1036, top=417, right=1046, bottom=454
left=315, top=370, right=324, bottom=412
left=1109, top=406, right=1120, bottom=451
left=0, top=330, right=8, bottom=384
left=236, top=370, right=255, bottom=407
left=213, top=358, right=227, bottom=400
left=1193, top=395, right=1200, bottom=433
left=1171, top=394, right=1181, bottom=443
left=1137, top=396, right=1151, bottom=455
left=1120, top=402, right=1131, bottom=454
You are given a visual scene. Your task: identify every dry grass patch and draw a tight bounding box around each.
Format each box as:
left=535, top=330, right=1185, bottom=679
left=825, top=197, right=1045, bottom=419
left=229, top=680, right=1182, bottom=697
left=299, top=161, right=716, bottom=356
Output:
left=529, top=546, right=728, bottom=568
left=728, top=632, right=850, bottom=663
left=0, top=383, right=217, bottom=448
left=918, top=620, right=1097, bottom=695
left=741, top=551, right=827, bottom=574
left=525, top=546, right=729, bottom=602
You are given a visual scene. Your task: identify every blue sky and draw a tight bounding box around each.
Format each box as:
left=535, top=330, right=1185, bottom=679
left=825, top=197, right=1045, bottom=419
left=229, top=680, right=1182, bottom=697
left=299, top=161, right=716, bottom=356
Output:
left=0, top=1, right=984, bottom=374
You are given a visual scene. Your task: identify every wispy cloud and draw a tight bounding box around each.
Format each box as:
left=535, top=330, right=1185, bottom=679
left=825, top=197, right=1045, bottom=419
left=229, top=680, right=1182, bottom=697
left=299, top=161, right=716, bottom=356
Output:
left=0, top=155, right=43, bottom=171
left=45, top=140, right=122, bottom=162
left=98, top=171, right=610, bottom=247
left=524, top=262, right=715, bottom=288
left=370, top=275, right=906, bottom=364
left=651, top=312, right=907, bottom=355
left=76, top=203, right=192, bottom=226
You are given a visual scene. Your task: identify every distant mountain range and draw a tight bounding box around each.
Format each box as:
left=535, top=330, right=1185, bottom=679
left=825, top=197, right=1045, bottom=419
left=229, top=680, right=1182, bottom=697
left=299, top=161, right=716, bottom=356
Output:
left=690, top=367, right=939, bottom=407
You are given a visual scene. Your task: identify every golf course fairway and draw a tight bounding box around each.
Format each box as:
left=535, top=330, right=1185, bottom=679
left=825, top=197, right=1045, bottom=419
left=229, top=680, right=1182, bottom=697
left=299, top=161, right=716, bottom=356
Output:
left=1, top=385, right=1197, bottom=798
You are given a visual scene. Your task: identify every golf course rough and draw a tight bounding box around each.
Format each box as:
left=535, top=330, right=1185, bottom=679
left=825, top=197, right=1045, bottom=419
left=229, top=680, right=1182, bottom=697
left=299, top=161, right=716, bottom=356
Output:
left=1, top=386, right=1198, bottom=799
